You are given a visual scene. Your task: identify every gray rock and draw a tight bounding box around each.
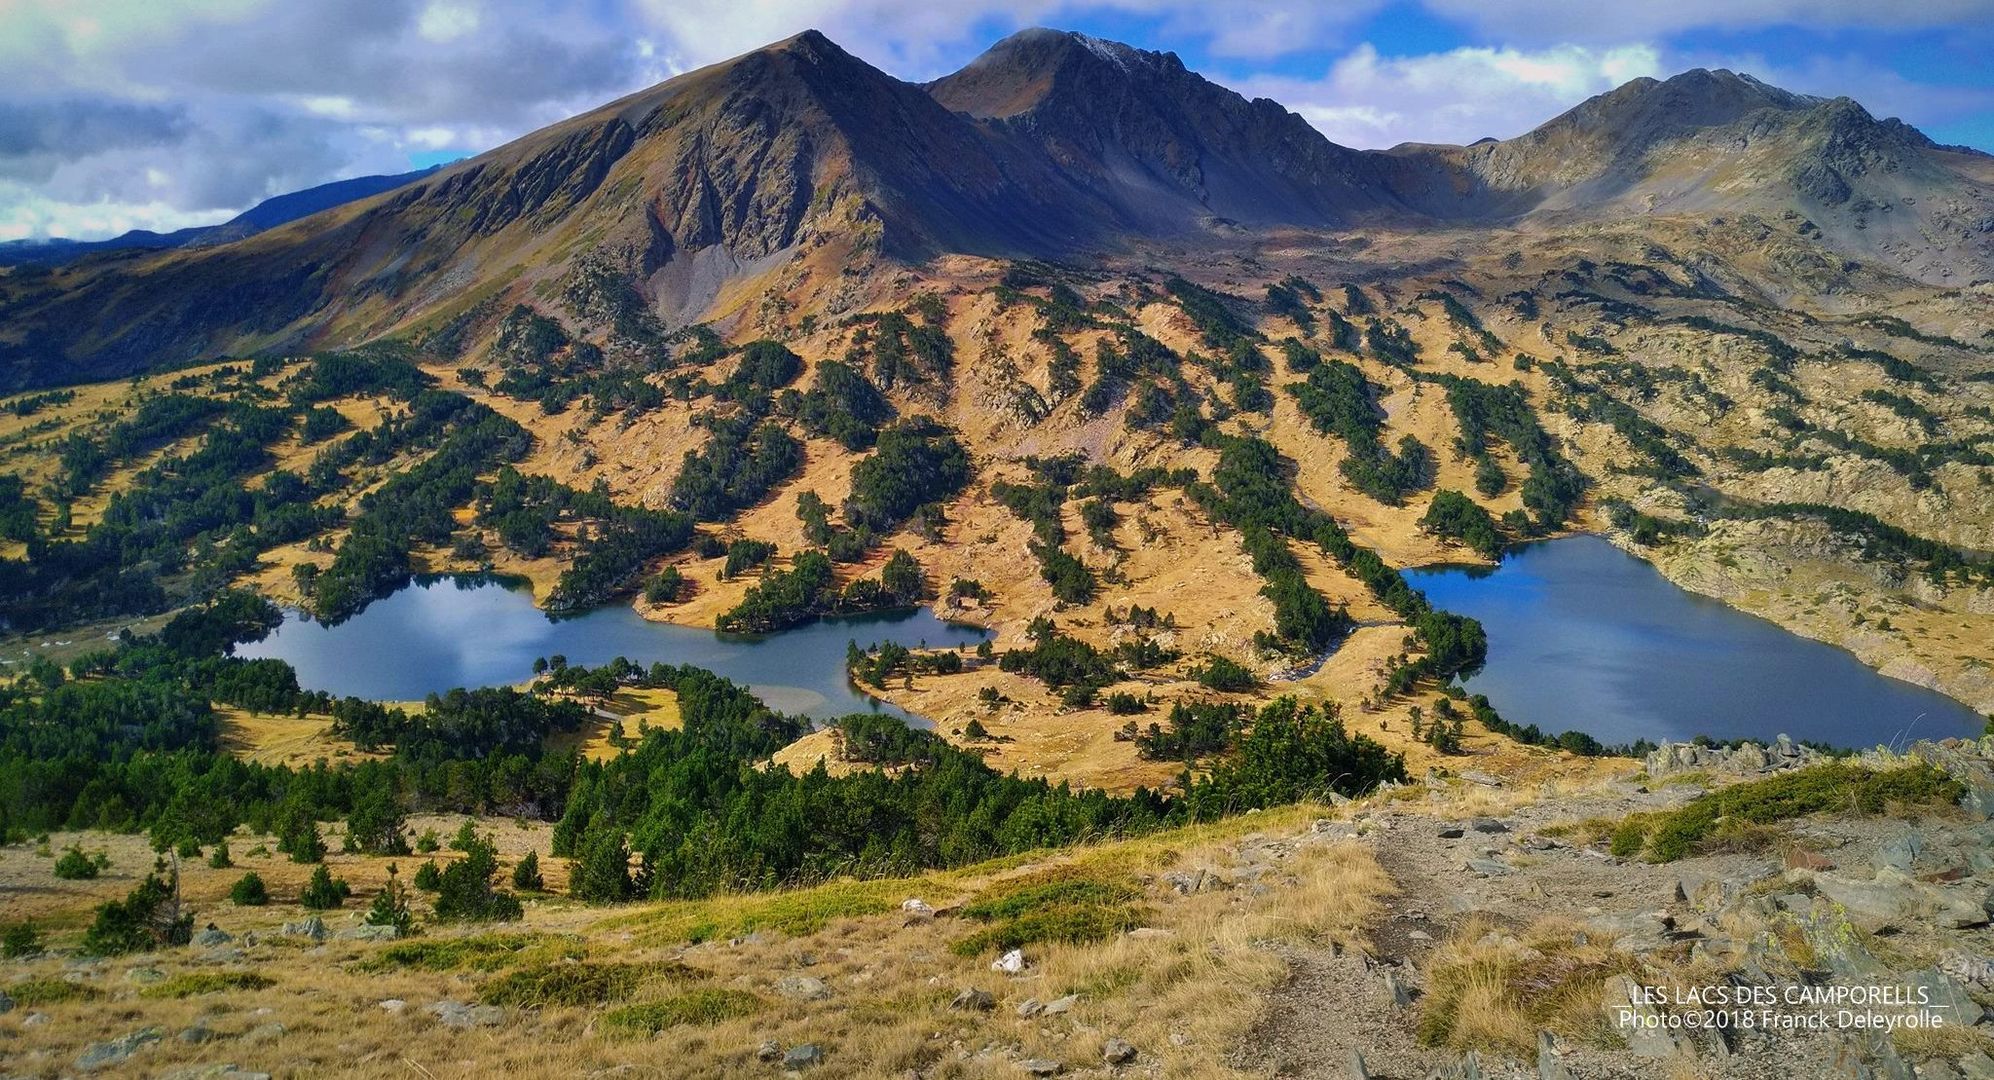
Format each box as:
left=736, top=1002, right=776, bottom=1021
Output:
left=77, top=1028, right=163, bottom=1072
left=1537, top=1032, right=1572, bottom=1080
left=1464, top=858, right=1511, bottom=877
left=23, top=1010, right=51, bottom=1026
left=1102, top=1038, right=1137, bottom=1065
left=1959, top=1051, right=1994, bottom=1080
left=756, top=1039, right=781, bottom=1062
left=1016, top=998, right=1044, bottom=1018
left=949, top=987, right=994, bottom=1012
left=1348, top=1050, right=1372, bottom=1080
left=1813, top=870, right=1920, bottom=927
left=377, top=998, right=407, bottom=1013
left=1586, top=911, right=1672, bottom=953
left=281, top=915, right=328, bottom=941
left=1382, top=971, right=1412, bottom=1008
left=177, top=1025, right=216, bottom=1045
left=124, top=965, right=166, bottom=985
left=1875, top=831, right=1924, bottom=873
left=192, top=927, right=233, bottom=947
left=1908, top=967, right=1985, bottom=1025
left=1437, top=827, right=1465, bottom=839
left=1042, top=994, right=1080, bottom=1015
left=991, top=948, right=1027, bottom=974
left=1469, top=817, right=1509, bottom=834
left=1021, top=1060, right=1063, bottom=1077
left=1940, top=949, right=1994, bottom=988
left=242, top=1021, right=287, bottom=1043
left=0, top=989, right=12, bottom=1014
left=777, top=975, right=832, bottom=1000
left=158, top=1068, right=272, bottom=1080
left=783, top=1043, right=823, bottom=1069
left=342, top=924, right=404, bottom=942
left=1601, top=976, right=1686, bottom=1059
left=426, top=1001, right=502, bottom=1029
left=1161, top=869, right=1212, bottom=895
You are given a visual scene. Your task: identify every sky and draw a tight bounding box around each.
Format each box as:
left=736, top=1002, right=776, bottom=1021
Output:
left=2, top=0, right=1991, bottom=242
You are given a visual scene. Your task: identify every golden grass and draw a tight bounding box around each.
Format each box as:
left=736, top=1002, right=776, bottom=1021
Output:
left=1416, top=915, right=1638, bottom=1058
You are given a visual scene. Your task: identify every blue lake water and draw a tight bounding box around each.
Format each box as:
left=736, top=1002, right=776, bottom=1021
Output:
left=1404, top=535, right=1987, bottom=749
left=237, top=575, right=988, bottom=724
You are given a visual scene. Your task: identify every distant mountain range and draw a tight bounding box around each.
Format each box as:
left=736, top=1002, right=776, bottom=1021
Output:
left=2, top=27, right=1989, bottom=390
left=0, top=166, right=442, bottom=267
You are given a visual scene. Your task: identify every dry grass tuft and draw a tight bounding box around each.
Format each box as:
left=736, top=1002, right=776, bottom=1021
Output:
left=1417, top=915, right=1637, bottom=1058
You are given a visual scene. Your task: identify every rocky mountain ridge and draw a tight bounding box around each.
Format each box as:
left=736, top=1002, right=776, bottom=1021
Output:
left=1, top=29, right=1989, bottom=390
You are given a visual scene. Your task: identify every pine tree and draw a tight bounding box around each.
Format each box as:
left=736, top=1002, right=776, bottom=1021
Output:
left=570, top=817, right=634, bottom=903
left=229, top=871, right=268, bottom=906
left=510, top=850, right=544, bottom=892
left=364, top=865, right=415, bottom=936
left=299, top=864, right=351, bottom=910
left=83, top=859, right=192, bottom=955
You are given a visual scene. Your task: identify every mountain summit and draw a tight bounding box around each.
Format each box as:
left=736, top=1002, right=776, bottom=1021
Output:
left=1, top=29, right=1988, bottom=388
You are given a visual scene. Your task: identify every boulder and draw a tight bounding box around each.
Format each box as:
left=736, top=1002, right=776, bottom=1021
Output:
left=949, top=988, right=995, bottom=1012
left=991, top=948, right=1027, bottom=974
left=783, top=1044, right=824, bottom=1069
left=427, top=1000, right=503, bottom=1029
left=281, top=916, right=328, bottom=941
left=777, top=975, right=832, bottom=1001
left=77, top=1028, right=163, bottom=1072
left=192, top=927, right=233, bottom=948
left=1042, top=994, right=1081, bottom=1015
left=1102, top=1038, right=1137, bottom=1065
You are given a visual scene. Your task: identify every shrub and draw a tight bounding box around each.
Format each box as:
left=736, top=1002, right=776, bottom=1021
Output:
left=1191, top=654, right=1258, bottom=692
left=6, top=977, right=103, bottom=1006
left=478, top=961, right=681, bottom=1007
left=229, top=872, right=269, bottom=906
left=433, top=835, right=523, bottom=922
left=600, top=989, right=762, bottom=1036
left=299, top=865, right=352, bottom=910
left=2, top=923, right=43, bottom=959
left=207, top=842, right=233, bottom=869
left=1633, top=763, right=1960, bottom=863
left=53, top=846, right=98, bottom=880
left=950, top=867, right=1145, bottom=958
left=82, top=861, right=193, bottom=955
left=365, top=866, right=416, bottom=936
left=511, top=851, right=544, bottom=891
left=413, top=860, right=442, bottom=891
left=363, top=934, right=580, bottom=973
left=415, top=829, right=440, bottom=853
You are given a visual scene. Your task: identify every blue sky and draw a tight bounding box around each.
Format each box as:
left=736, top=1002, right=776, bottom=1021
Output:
left=2, top=0, right=1990, bottom=241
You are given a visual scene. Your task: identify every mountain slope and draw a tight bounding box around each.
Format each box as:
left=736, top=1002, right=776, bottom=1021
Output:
left=1, top=36, right=1990, bottom=391
left=1385, top=69, right=1994, bottom=279
left=929, top=28, right=1404, bottom=230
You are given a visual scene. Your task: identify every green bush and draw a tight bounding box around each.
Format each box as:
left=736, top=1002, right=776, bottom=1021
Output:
left=6, top=977, right=102, bottom=1006
left=413, top=860, right=442, bottom=891
left=2, top=923, right=43, bottom=959
left=950, top=867, right=1145, bottom=958
left=363, top=934, right=581, bottom=973
left=82, top=863, right=192, bottom=955
left=511, top=850, right=544, bottom=891
left=478, top=961, right=684, bottom=1007
left=600, top=989, right=762, bottom=1036
left=299, top=864, right=352, bottom=910
left=229, top=872, right=269, bottom=906
left=53, top=845, right=98, bottom=880
left=1630, top=763, right=1960, bottom=862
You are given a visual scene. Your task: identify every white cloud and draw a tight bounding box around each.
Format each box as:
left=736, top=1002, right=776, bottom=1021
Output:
left=417, top=1, right=482, bottom=42
left=1419, top=0, right=1994, bottom=42
left=1238, top=42, right=1665, bottom=148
